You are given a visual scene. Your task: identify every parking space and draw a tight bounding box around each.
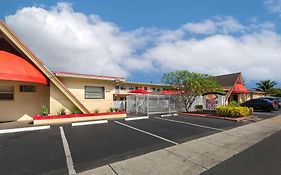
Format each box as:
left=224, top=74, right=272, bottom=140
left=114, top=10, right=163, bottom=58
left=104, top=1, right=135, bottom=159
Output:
left=0, top=128, right=67, bottom=175
left=117, top=117, right=219, bottom=144
left=63, top=122, right=172, bottom=173
left=0, top=113, right=264, bottom=174
left=160, top=114, right=245, bottom=130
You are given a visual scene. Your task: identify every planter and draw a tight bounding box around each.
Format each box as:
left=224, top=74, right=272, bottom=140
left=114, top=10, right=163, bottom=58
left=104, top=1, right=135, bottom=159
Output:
left=33, top=112, right=127, bottom=125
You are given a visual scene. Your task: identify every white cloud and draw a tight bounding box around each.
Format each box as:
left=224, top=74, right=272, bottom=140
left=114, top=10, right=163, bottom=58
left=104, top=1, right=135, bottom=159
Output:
left=143, top=31, right=281, bottom=81
left=265, top=0, right=281, bottom=15
left=4, top=2, right=281, bottom=83
left=182, top=16, right=245, bottom=35
left=5, top=2, right=149, bottom=77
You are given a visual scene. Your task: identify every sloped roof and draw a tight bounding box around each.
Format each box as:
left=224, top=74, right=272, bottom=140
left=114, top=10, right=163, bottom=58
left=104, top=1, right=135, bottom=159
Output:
left=54, top=71, right=125, bottom=81
left=215, top=72, right=241, bottom=90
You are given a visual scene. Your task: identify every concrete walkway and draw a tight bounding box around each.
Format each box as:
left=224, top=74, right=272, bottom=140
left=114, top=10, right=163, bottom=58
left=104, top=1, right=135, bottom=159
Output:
left=79, top=115, right=281, bottom=175
left=0, top=120, right=33, bottom=130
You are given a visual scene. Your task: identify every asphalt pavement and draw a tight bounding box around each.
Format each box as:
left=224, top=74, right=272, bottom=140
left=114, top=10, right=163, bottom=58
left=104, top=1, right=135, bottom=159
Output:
left=201, top=128, right=281, bottom=175
left=0, top=114, right=243, bottom=174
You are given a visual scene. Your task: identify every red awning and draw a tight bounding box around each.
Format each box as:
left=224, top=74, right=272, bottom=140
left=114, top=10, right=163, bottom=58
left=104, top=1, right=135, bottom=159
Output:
left=0, top=51, right=48, bottom=84
left=128, top=89, right=151, bottom=94
left=232, top=83, right=248, bottom=94
left=160, top=90, right=181, bottom=95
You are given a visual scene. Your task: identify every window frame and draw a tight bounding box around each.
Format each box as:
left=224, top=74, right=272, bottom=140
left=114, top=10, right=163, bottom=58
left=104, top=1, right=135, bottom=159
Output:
left=84, top=86, right=105, bottom=99
left=20, top=85, right=36, bottom=93
left=0, top=86, right=14, bottom=101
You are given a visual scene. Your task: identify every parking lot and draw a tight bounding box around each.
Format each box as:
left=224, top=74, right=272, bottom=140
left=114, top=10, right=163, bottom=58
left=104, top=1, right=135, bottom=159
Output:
left=0, top=112, right=278, bottom=175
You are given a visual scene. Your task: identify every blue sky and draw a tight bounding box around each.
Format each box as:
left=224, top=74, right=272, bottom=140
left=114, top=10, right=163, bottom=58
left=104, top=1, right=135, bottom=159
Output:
left=1, top=0, right=281, bottom=88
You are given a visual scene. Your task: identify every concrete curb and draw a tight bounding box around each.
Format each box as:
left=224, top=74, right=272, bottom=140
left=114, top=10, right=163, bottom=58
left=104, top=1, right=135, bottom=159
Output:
left=78, top=115, right=281, bottom=175
left=179, top=112, right=252, bottom=122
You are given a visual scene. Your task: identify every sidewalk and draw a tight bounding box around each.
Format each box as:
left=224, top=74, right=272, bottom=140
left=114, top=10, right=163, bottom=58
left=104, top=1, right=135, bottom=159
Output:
left=78, top=115, right=281, bottom=175
left=201, top=125, right=281, bottom=175
left=0, top=120, right=33, bottom=130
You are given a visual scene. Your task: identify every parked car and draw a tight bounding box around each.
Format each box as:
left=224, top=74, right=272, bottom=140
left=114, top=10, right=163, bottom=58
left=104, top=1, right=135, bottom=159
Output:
left=258, top=97, right=281, bottom=109
left=241, top=98, right=279, bottom=112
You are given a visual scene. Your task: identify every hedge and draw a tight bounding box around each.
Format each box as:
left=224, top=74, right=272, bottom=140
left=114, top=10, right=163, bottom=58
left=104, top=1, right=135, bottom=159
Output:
left=216, top=106, right=253, bottom=118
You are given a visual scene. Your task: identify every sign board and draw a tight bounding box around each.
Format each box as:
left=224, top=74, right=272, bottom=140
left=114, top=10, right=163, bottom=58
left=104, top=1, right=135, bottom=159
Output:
left=203, top=93, right=225, bottom=111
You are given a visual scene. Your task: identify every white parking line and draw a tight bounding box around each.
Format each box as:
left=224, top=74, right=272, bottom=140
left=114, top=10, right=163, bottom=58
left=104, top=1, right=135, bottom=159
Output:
left=60, top=127, right=76, bottom=175
left=115, top=121, right=178, bottom=145
left=125, top=116, right=149, bottom=121
left=72, top=120, right=108, bottom=127
left=154, top=117, right=225, bottom=132
left=0, top=125, right=50, bottom=135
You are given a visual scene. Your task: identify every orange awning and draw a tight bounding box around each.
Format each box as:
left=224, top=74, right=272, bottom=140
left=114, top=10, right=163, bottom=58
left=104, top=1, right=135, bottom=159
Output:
left=232, top=83, right=248, bottom=94
left=0, top=51, right=48, bottom=84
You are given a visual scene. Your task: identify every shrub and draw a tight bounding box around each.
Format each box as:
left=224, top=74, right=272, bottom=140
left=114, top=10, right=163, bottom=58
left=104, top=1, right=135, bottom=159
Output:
left=71, top=106, right=81, bottom=114
left=228, top=101, right=241, bottom=107
left=194, top=105, right=203, bottom=111
left=57, top=108, right=66, bottom=115
left=216, top=106, right=253, bottom=118
left=114, top=107, right=119, bottom=112
left=41, top=105, right=49, bottom=116
left=109, top=107, right=114, bottom=112
left=94, top=109, right=99, bottom=113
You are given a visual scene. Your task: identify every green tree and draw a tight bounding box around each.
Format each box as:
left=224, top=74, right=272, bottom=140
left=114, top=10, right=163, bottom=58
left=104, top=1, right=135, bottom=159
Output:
left=161, top=70, right=222, bottom=111
left=268, top=88, right=281, bottom=97
left=256, top=80, right=277, bottom=96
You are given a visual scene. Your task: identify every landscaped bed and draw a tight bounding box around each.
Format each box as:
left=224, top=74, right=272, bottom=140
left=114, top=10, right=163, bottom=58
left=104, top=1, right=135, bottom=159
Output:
left=181, top=106, right=254, bottom=122
left=33, top=111, right=127, bottom=125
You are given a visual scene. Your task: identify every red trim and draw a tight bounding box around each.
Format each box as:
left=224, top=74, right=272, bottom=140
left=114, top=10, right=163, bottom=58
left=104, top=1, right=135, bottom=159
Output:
left=54, top=71, right=125, bottom=80
left=33, top=111, right=126, bottom=120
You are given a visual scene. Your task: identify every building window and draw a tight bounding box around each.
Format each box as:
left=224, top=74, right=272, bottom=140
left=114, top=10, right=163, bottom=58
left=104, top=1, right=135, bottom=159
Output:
left=85, top=86, right=105, bottom=99
left=120, top=85, right=126, bottom=90
left=135, top=86, right=139, bottom=90
left=0, top=86, right=14, bottom=100
left=152, top=87, right=156, bottom=91
left=128, top=86, right=134, bottom=90
left=144, top=87, right=148, bottom=90
left=115, top=85, right=119, bottom=90
left=20, top=85, right=35, bottom=92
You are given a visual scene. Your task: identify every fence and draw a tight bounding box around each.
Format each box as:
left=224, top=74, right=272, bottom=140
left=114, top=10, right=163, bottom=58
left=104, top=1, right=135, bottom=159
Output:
left=126, top=94, right=186, bottom=116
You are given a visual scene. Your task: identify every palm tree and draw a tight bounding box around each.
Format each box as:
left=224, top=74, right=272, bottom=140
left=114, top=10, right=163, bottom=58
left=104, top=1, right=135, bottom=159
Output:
left=256, top=80, right=277, bottom=96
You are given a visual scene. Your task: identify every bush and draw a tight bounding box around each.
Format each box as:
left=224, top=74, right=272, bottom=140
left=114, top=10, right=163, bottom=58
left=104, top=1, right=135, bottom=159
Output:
left=228, top=101, right=241, bottom=107
left=94, top=109, right=99, bottom=113
left=41, top=105, right=49, bottom=116
left=216, top=106, right=253, bottom=118
left=109, top=107, right=114, bottom=112
left=57, top=108, right=66, bottom=115
left=71, top=106, right=81, bottom=114
left=194, top=105, right=203, bottom=111
left=114, top=107, right=119, bottom=112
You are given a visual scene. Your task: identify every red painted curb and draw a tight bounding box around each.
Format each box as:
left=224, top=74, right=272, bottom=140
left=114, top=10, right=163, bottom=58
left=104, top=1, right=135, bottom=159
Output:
left=33, top=112, right=127, bottom=120
left=179, top=112, right=249, bottom=122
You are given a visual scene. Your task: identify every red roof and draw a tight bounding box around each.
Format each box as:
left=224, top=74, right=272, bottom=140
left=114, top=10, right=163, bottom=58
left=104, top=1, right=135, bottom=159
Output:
left=0, top=51, right=48, bottom=84
left=128, top=89, right=151, bottom=94
left=231, top=83, right=248, bottom=94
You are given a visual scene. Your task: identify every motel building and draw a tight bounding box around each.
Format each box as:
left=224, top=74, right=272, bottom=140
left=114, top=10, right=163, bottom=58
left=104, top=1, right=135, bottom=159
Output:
left=0, top=20, right=264, bottom=123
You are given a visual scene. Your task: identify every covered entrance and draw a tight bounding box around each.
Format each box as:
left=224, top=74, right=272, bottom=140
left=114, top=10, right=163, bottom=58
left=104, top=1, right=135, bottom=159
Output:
left=0, top=51, right=50, bottom=122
